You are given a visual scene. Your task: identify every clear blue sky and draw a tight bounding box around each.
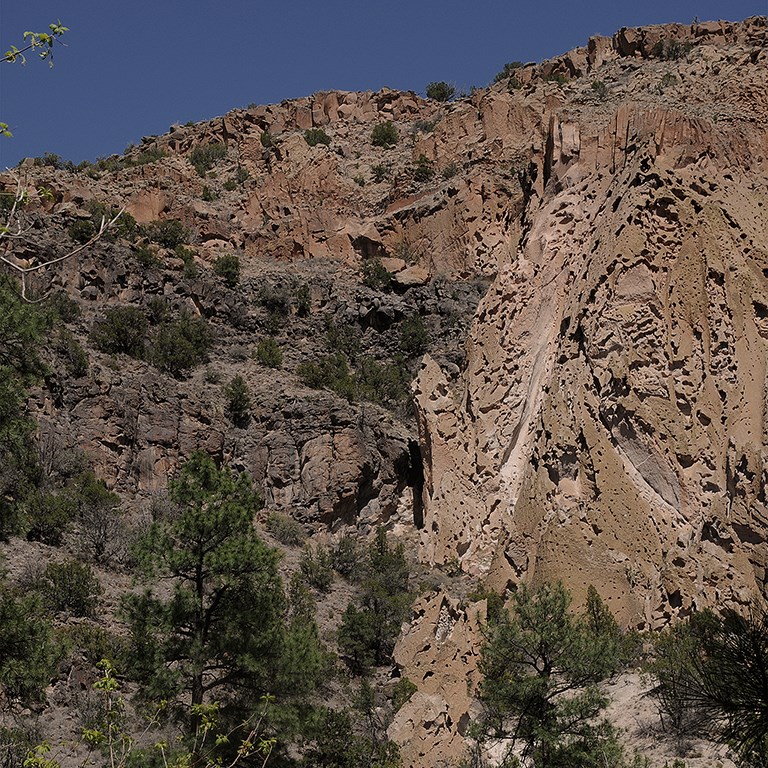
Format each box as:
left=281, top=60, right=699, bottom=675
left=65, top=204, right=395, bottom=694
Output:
left=1, top=0, right=765, bottom=167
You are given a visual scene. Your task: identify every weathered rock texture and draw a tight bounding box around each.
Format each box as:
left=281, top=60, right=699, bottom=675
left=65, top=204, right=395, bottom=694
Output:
left=404, top=16, right=768, bottom=765
left=414, top=16, right=768, bottom=626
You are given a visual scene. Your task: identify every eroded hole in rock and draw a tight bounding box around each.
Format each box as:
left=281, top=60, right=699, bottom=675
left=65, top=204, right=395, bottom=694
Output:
left=355, top=462, right=377, bottom=514
left=360, top=305, right=402, bottom=332
left=702, top=522, right=734, bottom=553
left=668, top=589, right=682, bottom=609
left=707, top=268, right=725, bottom=286
left=732, top=523, right=765, bottom=545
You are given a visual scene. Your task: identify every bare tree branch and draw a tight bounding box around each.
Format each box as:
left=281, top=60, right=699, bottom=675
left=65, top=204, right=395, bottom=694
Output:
left=0, top=172, right=123, bottom=302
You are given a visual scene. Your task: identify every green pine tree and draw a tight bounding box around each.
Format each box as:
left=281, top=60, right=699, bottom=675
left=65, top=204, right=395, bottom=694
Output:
left=125, top=452, right=324, bottom=735
left=476, top=582, right=626, bottom=767
left=337, top=528, right=411, bottom=674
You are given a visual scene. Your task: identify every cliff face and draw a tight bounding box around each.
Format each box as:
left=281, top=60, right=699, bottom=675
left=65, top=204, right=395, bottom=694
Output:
left=402, top=17, right=768, bottom=765
left=2, top=15, right=767, bottom=768
left=413, top=17, right=768, bottom=627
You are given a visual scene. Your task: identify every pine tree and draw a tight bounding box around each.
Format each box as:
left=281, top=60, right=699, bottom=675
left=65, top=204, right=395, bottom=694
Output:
left=476, top=582, right=625, bottom=767
left=337, top=527, right=411, bottom=674
left=125, top=451, right=323, bottom=735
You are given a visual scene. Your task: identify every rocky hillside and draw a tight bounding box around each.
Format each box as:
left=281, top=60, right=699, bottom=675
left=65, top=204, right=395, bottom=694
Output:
left=1, top=14, right=767, bottom=768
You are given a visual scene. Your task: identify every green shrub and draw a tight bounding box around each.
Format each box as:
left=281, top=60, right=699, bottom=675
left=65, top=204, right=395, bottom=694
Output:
left=295, top=283, right=311, bottom=316
left=543, top=72, right=568, bottom=85
left=259, top=284, right=291, bottom=315
left=371, top=121, right=398, bottom=148
left=494, top=61, right=523, bottom=83
left=41, top=559, right=102, bottom=617
left=0, top=725, right=40, bottom=768
left=399, top=314, right=429, bottom=357
left=298, top=353, right=356, bottom=401
left=441, top=161, right=459, bottom=180
left=55, top=329, right=89, bottom=377
left=392, top=677, right=417, bottom=711
left=90, top=306, right=147, bottom=357
left=174, top=245, right=198, bottom=277
left=411, top=119, right=438, bottom=134
left=148, top=310, right=212, bottom=376
left=255, top=337, right=283, bottom=368
left=45, top=291, right=81, bottom=324
left=86, top=201, right=138, bottom=242
left=189, top=142, right=227, bottom=177
left=234, top=166, right=250, bottom=184
left=145, top=296, right=169, bottom=326
left=299, top=544, right=334, bottom=591
left=371, top=163, right=390, bottom=182
left=201, top=185, right=219, bottom=202
left=0, top=280, right=49, bottom=540
left=338, top=528, right=411, bottom=673
left=592, top=80, right=609, bottom=99
left=356, top=356, right=409, bottom=405
left=325, top=317, right=361, bottom=359
left=222, top=179, right=237, bottom=192
left=260, top=131, right=274, bottom=148
left=266, top=511, right=306, bottom=546
left=393, top=239, right=417, bottom=264
left=652, top=38, right=692, bottom=60
left=425, top=81, right=455, bottom=101
left=69, top=219, right=96, bottom=244
left=25, top=491, right=76, bottom=546
left=133, top=244, right=161, bottom=269
left=332, top=535, right=363, bottom=579
left=0, top=189, right=19, bottom=214
left=467, top=585, right=506, bottom=625
left=204, top=367, right=221, bottom=384
left=361, top=257, right=392, bottom=290
left=65, top=470, right=126, bottom=566
left=213, top=253, right=241, bottom=287
left=0, top=589, right=60, bottom=704
left=145, top=218, right=187, bottom=249
left=224, top=375, right=250, bottom=425
left=304, top=128, right=331, bottom=147
left=412, top=154, right=435, bottom=183
left=33, top=152, right=64, bottom=169
left=658, top=72, right=677, bottom=93
left=301, top=706, right=401, bottom=768
left=60, top=623, right=125, bottom=666
left=132, top=146, right=166, bottom=166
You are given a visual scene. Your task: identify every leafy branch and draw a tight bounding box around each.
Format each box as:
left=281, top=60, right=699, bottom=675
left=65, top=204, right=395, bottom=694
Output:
left=1, top=21, right=68, bottom=137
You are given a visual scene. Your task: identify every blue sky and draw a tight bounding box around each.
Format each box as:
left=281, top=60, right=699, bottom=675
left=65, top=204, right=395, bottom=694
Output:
left=1, top=0, right=765, bottom=167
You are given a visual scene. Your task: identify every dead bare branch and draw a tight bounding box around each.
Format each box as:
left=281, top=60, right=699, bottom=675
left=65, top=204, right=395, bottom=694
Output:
left=0, top=171, right=123, bottom=302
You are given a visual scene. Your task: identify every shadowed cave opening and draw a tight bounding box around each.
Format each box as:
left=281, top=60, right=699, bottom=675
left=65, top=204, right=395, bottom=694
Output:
left=408, top=439, right=425, bottom=529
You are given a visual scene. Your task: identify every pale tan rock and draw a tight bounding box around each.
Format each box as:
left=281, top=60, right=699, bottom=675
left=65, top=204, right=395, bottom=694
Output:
left=390, top=592, right=486, bottom=767
left=380, top=257, right=406, bottom=273
left=125, top=190, right=168, bottom=223
left=393, top=266, right=430, bottom=287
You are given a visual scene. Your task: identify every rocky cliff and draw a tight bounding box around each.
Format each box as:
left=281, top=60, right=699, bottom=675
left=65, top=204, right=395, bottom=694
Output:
left=2, top=15, right=767, bottom=768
